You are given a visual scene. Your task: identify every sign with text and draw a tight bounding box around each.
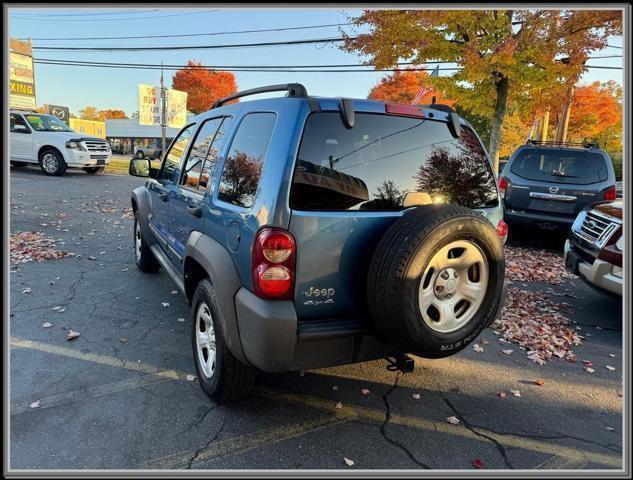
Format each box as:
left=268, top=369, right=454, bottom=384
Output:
left=138, top=84, right=188, bottom=128
left=10, top=39, right=35, bottom=110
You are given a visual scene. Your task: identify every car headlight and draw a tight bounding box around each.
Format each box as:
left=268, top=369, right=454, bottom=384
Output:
left=66, top=140, right=87, bottom=151
left=616, top=234, right=624, bottom=251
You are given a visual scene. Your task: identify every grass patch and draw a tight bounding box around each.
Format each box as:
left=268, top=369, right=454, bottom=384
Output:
left=105, top=156, right=131, bottom=175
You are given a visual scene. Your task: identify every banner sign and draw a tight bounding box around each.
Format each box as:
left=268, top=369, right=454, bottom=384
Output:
left=44, top=104, right=70, bottom=124
left=138, top=84, right=188, bottom=128
left=10, top=39, right=36, bottom=110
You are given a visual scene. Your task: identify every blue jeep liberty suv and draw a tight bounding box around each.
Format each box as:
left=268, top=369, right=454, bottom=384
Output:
left=129, top=84, right=507, bottom=403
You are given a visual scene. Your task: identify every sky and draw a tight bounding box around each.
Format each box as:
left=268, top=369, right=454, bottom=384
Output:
left=8, top=7, right=624, bottom=116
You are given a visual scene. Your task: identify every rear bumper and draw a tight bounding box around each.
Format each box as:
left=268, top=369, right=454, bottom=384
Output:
left=234, top=288, right=396, bottom=373
left=564, top=240, right=622, bottom=296
left=504, top=208, right=574, bottom=227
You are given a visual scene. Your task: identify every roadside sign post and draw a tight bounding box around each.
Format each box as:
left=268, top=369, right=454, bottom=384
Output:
left=160, top=61, right=167, bottom=156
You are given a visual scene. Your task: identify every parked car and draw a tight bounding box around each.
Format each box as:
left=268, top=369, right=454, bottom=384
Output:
left=10, top=110, right=112, bottom=176
left=128, top=84, right=508, bottom=403
left=500, top=140, right=616, bottom=231
left=134, top=141, right=163, bottom=160
left=564, top=199, right=623, bottom=296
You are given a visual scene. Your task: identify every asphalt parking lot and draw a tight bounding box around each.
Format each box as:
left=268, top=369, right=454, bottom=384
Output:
left=9, top=166, right=623, bottom=470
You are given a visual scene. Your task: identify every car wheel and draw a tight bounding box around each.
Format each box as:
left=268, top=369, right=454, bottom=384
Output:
left=136, top=151, right=145, bottom=159
left=39, top=149, right=67, bottom=176
left=191, top=279, right=256, bottom=403
left=83, top=167, right=105, bottom=174
left=133, top=215, right=160, bottom=273
left=10, top=161, right=28, bottom=168
left=367, top=205, right=505, bottom=358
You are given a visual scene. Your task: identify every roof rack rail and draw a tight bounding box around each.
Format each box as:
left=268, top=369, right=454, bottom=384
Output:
left=212, top=83, right=308, bottom=109
left=526, top=139, right=597, bottom=148
left=419, top=103, right=456, bottom=114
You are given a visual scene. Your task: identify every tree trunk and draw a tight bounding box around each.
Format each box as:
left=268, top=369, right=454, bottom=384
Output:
left=488, top=75, right=509, bottom=175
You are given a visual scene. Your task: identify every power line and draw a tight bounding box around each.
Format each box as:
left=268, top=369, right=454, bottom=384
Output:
left=11, top=10, right=217, bottom=22
left=11, top=9, right=159, bottom=17
left=32, top=36, right=353, bottom=51
left=22, top=22, right=355, bottom=42
left=606, top=44, right=623, bottom=49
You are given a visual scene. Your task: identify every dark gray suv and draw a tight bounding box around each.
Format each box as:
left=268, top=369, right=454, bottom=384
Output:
left=500, top=141, right=617, bottom=231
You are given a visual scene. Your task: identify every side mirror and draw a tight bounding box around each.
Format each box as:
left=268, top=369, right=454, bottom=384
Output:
left=129, top=158, right=152, bottom=178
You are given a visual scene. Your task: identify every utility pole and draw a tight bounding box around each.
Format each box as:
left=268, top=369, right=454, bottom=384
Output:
left=539, top=109, right=550, bottom=142
left=160, top=61, right=167, bottom=156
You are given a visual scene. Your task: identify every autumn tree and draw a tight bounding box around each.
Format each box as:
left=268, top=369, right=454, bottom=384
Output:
left=565, top=81, right=622, bottom=142
left=100, top=109, right=128, bottom=120
left=78, top=107, right=128, bottom=121
left=342, top=10, right=622, bottom=173
left=368, top=69, right=454, bottom=106
left=172, top=60, right=238, bottom=114
left=78, top=106, right=101, bottom=121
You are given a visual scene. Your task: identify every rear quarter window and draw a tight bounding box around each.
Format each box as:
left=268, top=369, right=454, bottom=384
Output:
left=290, top=112, right=498, bottom=211
left=509, top=149, right=608, bottom=185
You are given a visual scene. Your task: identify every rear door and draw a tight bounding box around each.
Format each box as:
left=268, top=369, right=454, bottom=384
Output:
left=147, top=124, right=195, bottom=265
left=505, top=148, right=610, bottom=217
left=170, top=116, right=229, bottom=264
left=288, top=111, right=499, bottom=320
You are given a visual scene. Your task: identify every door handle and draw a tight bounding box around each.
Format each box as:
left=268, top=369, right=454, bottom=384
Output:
left=187, top=205, right=202, bottom=218
left=158, top=192, right=169, bottom=202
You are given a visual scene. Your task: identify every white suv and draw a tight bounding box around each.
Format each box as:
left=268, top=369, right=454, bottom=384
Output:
left=10, top=110, right=112, bottom=176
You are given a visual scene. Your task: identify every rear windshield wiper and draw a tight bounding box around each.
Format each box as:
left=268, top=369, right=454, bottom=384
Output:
left=550, top=171, right=579, bottom=178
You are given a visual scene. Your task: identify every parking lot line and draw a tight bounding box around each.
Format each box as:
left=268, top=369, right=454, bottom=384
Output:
left=10, top=375, right=172, bottom=416
left=10, top=336, right=622, bottom=469
left=138, top=415, right=348, bottom=469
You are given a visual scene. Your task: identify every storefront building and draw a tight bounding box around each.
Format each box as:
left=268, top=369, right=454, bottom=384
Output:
left=69, top=118, right=106, bottom=138
left=105, top=118, right=191, bottom=155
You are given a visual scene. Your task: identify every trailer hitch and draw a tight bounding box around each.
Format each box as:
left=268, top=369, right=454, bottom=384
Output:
left=385, top=353, right=415, bottom=373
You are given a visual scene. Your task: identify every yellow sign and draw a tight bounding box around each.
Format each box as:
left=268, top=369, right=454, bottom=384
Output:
left=10, top=39, right=35, bottom=110
left=138, top=84, right=188, bottom=128
left=166, top=89, right=188, bottom=128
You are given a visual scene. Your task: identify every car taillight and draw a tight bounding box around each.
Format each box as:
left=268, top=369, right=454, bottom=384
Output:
left=603, top=185, right=617, bottom=201
left=498, top=177, right=509, bottom=198
left=252, top=228, right=296, bottom=300
left=496, top=219, right=508, bottom=238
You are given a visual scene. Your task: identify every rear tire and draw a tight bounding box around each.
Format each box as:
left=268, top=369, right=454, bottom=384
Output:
left=39, top=149, right=67, bottom=176
left=84, top=167, right=105, bottom=174
left=191, top=279, right=257, bottom=403
left=10, top=161, right=27, bottom=168
left=367, top=205, right=505, bottom=358
left=133, top=215, right=160, bottom=273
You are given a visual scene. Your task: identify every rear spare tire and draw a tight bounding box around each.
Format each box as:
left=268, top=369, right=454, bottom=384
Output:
left=367, top=205, right=505, bottom=358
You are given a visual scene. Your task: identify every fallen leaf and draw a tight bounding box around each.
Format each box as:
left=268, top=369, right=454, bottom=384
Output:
left=585, top=393, right=594, bottom=399
left=66, top=329, right=80, bottom=341
left=412, top=393, right=421, bottom=400
left=171, top=290, right=178, bottom=295
left=510, top=390, right=521, bottom=397
left=361, top=389, right=370, bottom=395
left=53, top=306, right=62, bottom=311
left=497, top=391, right=506, bottom=399
left=582, top=360, right=593, bottom=367
left=177, top=318, right=185, bottom=322
left=502, top=349, right=514, bottom=355
left=121, top=268, right=129, bottom=272
left=335, top=402, right=343, bottom=410
left=42, top=322, right=53, bottom=328
left=605, top=365, right=615, bottom=371
left=472, top=458, right=484, bottom=469
left=343, top=457, right=355, bottom=466
left=162, top=302, right=170, bottom=308
left=22, top=288, right=32, bottom=294
left=584, top=367, right=595, bottom=374
left=446, top=416, right=460, bottom=424
left=119, top=337, right=128, bottom=343
left=533, top=379, right=545, bottom=386
left=186, top=374, right=196, bottom=382
left=606, top=426, right=615, bottom=432
left=481, top=339, right=491, bottom=345
left=332, top=385, right=339, bottom=391
left=29, top=400, right=40, bottom=409
left=473, top=344, right=484, bottom=353
left=609, top=354, right=616, bottom=358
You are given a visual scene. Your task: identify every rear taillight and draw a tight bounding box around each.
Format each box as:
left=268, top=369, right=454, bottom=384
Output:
left=603, top=185, right=617, bottom=201
left=498, top=177, right=509, bottom=198
left=496, top=219, right=508, bottom=238
left=252, top=228, right=296, bottom=300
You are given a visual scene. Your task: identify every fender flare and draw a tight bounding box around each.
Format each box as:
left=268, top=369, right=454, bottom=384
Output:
left=131, top=186, right=157, bottom=244
left=185, top=231, right=249, bottom=365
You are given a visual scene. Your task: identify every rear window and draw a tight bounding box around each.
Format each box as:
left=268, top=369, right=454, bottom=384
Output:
left=290, top=112, right=498, bottom=211
left=509, top=148, right=608, bottom=185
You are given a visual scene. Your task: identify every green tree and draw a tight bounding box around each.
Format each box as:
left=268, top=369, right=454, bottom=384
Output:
left=342, top=9, right=622, bottom=173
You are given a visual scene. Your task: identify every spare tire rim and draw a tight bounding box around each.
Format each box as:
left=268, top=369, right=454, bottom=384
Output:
left=195, top=302, right=216, bottom=379
left=418, top=240, right=489, bottom=334
left=42, top=153, right=58, bottom=173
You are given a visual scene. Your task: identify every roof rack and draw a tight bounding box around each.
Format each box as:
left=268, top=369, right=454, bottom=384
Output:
left=526, top=139, right=597, bottom=149
left=212, top=83, right=308, bottom=109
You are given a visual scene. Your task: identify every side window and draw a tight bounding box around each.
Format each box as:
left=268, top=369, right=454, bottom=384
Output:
left=180, top=118, right=223, bottom=190
left=10, top=114, right=29, bottom=133
left=157, top=124, right=195, bottom=184
left=218, top=113, right=276, bottom=208
left=199, top=117, right=232, bottom=191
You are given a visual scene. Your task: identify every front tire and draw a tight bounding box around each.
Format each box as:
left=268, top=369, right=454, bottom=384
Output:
left=84, top=167, right=105, bottom=174
left=191, top=279, right=256, bottom=403
left=133, top=215, right=160, bottom=273
left=39, top=149, right=67, bottom=176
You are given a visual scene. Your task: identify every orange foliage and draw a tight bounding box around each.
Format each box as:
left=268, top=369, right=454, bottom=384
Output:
left=368, top=70, right=454, bottom=106
left=566, top=81, right=622, bottom=142
left=171, top=60, right=238, bottom=114
left=100, top=109, right=128, bottom=120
